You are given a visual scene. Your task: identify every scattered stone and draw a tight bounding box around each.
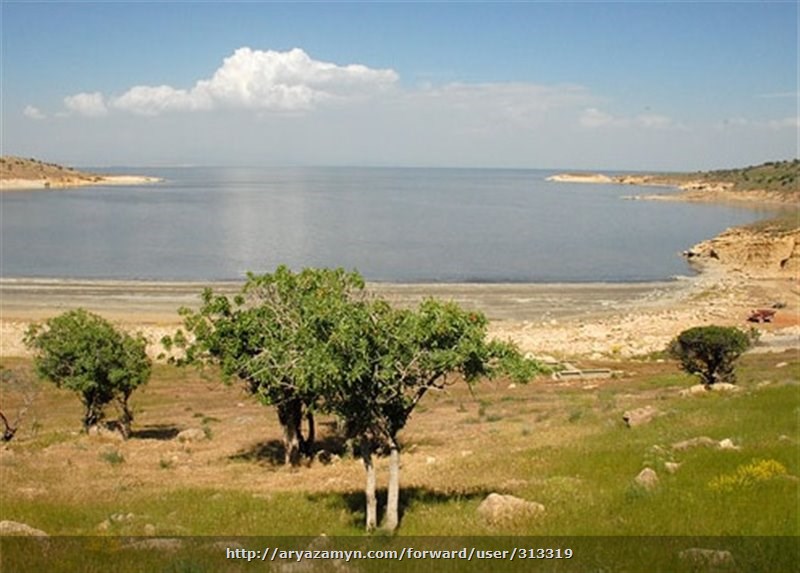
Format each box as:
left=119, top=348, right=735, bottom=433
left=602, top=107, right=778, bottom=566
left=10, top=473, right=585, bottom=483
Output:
left=634, top=468, right=659, bottom=490
left=87, top=425, right=124, bottom=441
left=664, top=462, right=682, bottom=474
left=177, top=428, right=206, bottom=442
left=672, top=436, right=718, bottom=451
left=718, top=438, right=740, bottom=450
left=507, top=383, right=517, bottom=389
left=711, top=383, right=739, bottom=393
left=0, top=520, right=48, bottom=536
left=124, top=538, right=184, bottom=552
left=477, top=493, right=545, bottom=524
left=680, top=384, right=708, bottom=397
left=144, top=524, right=156, bottom=536
left=96, top=519, right=111, bottom=532
left=425, top=456, right=437, bottom=465
left=460, top=450, right=473, bottom=457
left=623, top=406, right=659, bottom=428
left=679, top=548, right=735, bottom=567
left=779, top=435, right=794, bottom=443
left=776, top=362, right=788, bottom=368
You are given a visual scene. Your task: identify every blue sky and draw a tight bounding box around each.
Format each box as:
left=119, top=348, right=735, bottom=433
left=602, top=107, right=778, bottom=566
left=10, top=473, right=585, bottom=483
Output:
left=2, top=1, right=797, bottom=170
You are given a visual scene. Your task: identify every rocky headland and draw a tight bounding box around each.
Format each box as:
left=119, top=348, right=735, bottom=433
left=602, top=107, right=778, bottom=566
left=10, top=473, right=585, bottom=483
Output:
left=0, top=156, right=160, bottom=191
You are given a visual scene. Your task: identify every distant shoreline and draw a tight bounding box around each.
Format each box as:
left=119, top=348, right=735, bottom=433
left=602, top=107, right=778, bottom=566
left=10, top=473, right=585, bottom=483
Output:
left=0, top=174, right=162, bottom=192
left=0, top=156, right=162, bottom=191
left=547, top=171, right=797, bottom=206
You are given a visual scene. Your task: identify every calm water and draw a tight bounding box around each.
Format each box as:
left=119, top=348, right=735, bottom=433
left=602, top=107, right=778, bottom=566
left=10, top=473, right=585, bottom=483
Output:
left=1, top=167, right=770, bottom=283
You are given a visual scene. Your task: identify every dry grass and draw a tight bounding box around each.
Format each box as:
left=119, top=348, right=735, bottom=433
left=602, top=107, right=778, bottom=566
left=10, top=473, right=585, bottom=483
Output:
left=0, top=351, right=797, bottom=540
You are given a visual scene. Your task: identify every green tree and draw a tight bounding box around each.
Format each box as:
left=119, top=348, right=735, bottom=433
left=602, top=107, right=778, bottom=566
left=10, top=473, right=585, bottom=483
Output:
left=167, top=266, right=366, bottom=466
left=168, top=266, right=541, bottom=529
left=327, top=298, right=541, bottom=531
left=24, top=309, right=151, bottom=436
left=668, top=325, right=752, bottom=386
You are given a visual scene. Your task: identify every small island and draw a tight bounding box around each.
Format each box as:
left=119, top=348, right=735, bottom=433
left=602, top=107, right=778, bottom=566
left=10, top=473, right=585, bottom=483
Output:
left=0, top=156, right=161, bottom=191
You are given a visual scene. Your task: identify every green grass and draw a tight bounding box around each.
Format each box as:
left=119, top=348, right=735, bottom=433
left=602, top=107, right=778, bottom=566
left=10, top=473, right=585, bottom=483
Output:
left=1, top=353, right=797, bottom=571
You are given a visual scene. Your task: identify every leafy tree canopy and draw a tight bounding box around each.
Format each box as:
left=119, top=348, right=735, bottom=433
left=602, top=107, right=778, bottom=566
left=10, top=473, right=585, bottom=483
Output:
left=668, top=325, right=752, bottom=386
left=24, top=308, right=150, bottom=434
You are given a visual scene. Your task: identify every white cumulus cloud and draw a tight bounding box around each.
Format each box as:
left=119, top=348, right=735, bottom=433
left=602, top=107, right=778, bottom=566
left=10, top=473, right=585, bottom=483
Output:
left=75, top=47, right=399, bottom=117
left=64, top=92, right=108, bottom=117
left=23, top=105, right=46, bottom=120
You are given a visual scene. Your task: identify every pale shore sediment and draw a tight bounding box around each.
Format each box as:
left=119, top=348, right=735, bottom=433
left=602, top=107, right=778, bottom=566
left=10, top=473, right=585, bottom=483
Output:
left=0, top=175, right=162, bottom=192
left=2, top=271, right=797, bottom=360
left=545, top=173, right=614, bottom=184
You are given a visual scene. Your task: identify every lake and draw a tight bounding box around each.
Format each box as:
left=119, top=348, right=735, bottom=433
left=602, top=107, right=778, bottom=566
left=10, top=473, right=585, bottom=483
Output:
left=0, top=166, right=769, bottom=283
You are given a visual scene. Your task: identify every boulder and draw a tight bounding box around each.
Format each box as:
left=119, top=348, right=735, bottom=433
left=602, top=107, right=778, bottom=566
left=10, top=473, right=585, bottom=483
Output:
left=0, top=520, right=48, bottom=536
left=672, top=436, right=717, bottom=451
left=679, top=384, right=708, bottom=397
left=710, top=383, right=740, bottom=393
left=477, top=493, right=545, bottom=524
left=634, top=468, right=659, bottom=490
left=623, top=406, right=659, bottom=428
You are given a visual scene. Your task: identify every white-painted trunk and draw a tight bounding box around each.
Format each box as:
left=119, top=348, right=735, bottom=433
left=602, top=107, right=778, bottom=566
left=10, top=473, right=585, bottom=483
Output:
left=384, top=444, right=400, bottom=532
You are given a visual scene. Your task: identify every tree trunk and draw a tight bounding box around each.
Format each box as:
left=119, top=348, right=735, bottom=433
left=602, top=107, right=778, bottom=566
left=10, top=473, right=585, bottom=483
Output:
left=118, top=395, right=133, bottom=439
left=360, top=438, right=377, bottom=531
left=277, top=399, right=304, bottom=466
left=384, top=439, right=400, bottom=532
left=82, top=396, right=103, bottom=432
left=300, top=411, right=316, bottom=457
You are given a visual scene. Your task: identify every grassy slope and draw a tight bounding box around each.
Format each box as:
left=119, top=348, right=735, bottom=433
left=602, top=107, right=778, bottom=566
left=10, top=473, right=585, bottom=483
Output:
left=1, top=352, right=797, bottom=570
left=696, top=159, right=800, bottom=195
left=0, top=156, right=100, bottom=182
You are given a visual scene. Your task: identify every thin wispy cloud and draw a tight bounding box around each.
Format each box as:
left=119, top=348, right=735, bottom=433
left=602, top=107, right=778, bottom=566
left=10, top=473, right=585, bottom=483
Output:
left=579, top=107, right=680, bottom=130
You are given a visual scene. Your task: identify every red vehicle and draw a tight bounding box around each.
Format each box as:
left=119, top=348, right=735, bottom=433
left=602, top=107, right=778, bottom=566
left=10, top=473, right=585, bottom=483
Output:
left=748, top=309, right=776, bottom=323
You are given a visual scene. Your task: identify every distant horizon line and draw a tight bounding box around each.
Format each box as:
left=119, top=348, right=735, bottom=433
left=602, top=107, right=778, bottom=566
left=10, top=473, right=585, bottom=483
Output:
left=5, top=154, right=797, bottom=174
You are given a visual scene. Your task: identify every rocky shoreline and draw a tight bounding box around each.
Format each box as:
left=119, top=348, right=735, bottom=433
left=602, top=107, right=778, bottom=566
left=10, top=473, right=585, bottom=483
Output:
left=0, top=156, right=161, bottom=191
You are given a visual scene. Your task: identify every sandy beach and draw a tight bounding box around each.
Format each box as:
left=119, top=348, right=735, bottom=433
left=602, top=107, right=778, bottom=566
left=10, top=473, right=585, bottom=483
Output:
left=0, top=175, right=162, bottom=191
left=2, top=267, right=797, bottom=361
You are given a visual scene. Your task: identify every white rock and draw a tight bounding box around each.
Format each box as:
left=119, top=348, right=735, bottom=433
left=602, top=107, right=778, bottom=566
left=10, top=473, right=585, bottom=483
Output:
left=0, top=520, right=48, bottom=536
left=711, top=383, right=739, bottom=393
left=718, top=438, right=740, bottom=450
left=477, top=493, right=545, bottom=524
left=623, top=406, right=659, bottom=428
left=634, top=468, right=659, bottom=490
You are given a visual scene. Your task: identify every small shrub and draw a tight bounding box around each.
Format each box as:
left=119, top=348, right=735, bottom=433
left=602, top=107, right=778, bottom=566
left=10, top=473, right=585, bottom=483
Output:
left=668, top=326, right=751, bottom=386
left=709, top=459, right=788, bottom=492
